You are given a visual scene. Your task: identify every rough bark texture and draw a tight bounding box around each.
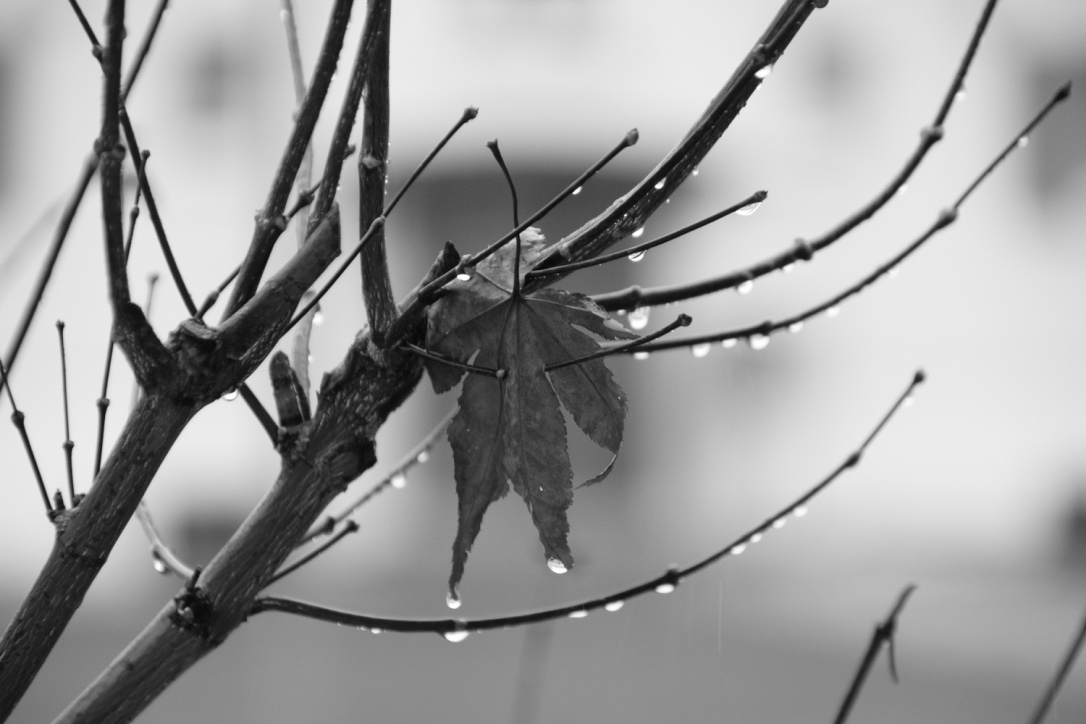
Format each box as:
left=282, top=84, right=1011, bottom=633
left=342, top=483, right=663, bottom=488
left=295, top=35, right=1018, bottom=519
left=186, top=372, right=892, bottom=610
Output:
left=357, top=2, right=397, bottom=339
left=55, top=337, right=422, bottom=724
left=0, top=395, right=198, bottom=718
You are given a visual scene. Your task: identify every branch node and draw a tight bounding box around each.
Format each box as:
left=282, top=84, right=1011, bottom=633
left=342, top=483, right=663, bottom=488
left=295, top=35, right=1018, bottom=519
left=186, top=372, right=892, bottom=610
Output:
left=793, top=237, right=814, bottom=261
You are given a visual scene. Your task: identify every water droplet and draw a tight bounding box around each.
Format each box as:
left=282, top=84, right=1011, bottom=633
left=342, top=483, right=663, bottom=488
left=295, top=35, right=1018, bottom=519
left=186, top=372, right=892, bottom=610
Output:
left=390, top=473, right=407, bottom=489
left=788, top=321, right=804, bottom=334
left=691, top=343, right=711, bottom=359
left=692, top=166, right=700, bottom=177
left=627, top=250, right=646, bottom=263
left=446, top=592, right=461, bottom=610
left=736, top=201, right=761, bottom=216
left=311, top=310, right=325, bottom=326
left=737, top=279, right=754, bottom=295
left=572, top=186, right=583, bottom=196
left=416, top=450, right=430, bottom=464
left=633, top=351, right=650, bottom=361
left=730, top=544, right=747, bottom=556
left=903, top=394, right=915, bottom=408
left=628, top=307, right=650, bottom=331
left=721, top=338, right=738, bottom=349
left=631, top=227, right=645, bottom=239
left=755, top=63, right=774, bottom=80
left=443, top=628, right=470, bottom=643
left=568, top=609, right=588, bottom=619
left=748, top=334, right=770, bottom=351
left=825, top=305, right=840, bottom=318
left=1016, top=135, right=1030, bottom=149
left=654, top=178, right=666, bottom=190
left=370, top=628, right=382, bottom=634
left=782, top=263, right=795, bottom=274
left=750, top=533, right=763, bottom=544
left=888, top=267, right=899, bottom=279
left=151, top=552, right=169, bottom=575
left=546, top=557, right=569, bottom=575
left=793, top=506, right=809, bottom=518
left=655, top=582, right=676, bottom=594
left=456, top=272, right=472, bottom=282
left=894, top=183, right=909, bottom=198
left=772, top=517, right=787, bottom=529
left=954, top=86, right=967, bottom=103
left=221, top=389, right=239, bottom=402
left=604, top=600, right=625, bottom=613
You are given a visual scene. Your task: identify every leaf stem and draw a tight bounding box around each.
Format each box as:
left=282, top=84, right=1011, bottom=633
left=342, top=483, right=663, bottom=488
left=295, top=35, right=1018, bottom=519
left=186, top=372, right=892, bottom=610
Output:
left=486, top=140, right=523, bottom=297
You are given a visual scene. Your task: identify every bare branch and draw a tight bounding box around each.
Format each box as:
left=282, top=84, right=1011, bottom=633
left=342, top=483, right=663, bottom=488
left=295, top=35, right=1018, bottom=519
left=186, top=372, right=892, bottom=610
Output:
left=4, top=0, right=171, bottom=377
left=833, top=585, right=918, bottom=724
left=592, top=0, right=1003, bottom=312
left=223, top=0, right=357, bottom=317
left=251, top=371, right=923, bottom=635
left=356, top=0, right=397, bottom=338
left=1026, top=603, right=1086, bottom=724
left=609, top=82, right=1070, bottom=353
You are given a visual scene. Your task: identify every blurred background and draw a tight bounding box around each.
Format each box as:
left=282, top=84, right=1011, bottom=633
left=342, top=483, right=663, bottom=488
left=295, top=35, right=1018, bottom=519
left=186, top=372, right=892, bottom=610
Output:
left=1, top=0, right=1085, bottom=721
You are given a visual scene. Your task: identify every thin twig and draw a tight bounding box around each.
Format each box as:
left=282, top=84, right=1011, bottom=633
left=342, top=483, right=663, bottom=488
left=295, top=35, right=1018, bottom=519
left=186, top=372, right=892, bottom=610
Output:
left=135, top=502, right=195, bottom=581
left=384, top=107, right=478, bottom=217
left=119, top=109, right=197, bottom=315
left=833, top=585, right=917, bottom=724
left=0, top=359, right=52, bottom=517
left=1026, top=603, right=1086, bottom=724
left=253, top=371, right=924, bottom=634
left=224, top=0, right=358, bottom=317
left=380, top=128, right=641, bottom=348
left=280, top=0, right=317, bottom=398
left=285, top=217, right=385, bottom=331
left=4, top=0, right=170, bottom=377
left=400, top=343, right=503, bottom=378
left=616, top=82, right=1070, bottom=353
left=56, top=322, right=76, bottom=506
left=299, top=407, right=455, bottom=545
left=268, top=521, right=359, bottom=585
left=592, top=0, right=1002, bottom=313
left=544, top=314, right=691, bottom=372
left=527, top=190, right=767, bottom=280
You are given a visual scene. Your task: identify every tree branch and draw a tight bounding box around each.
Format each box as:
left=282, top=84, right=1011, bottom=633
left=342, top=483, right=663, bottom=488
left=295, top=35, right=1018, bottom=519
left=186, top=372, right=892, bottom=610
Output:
left=223, top=0, right=356, bottom=317
left=250, top=371, right=922, bottom=637
left=54, top=337, right=423, bottom=724
left=356, top=0, right=397, bottom=339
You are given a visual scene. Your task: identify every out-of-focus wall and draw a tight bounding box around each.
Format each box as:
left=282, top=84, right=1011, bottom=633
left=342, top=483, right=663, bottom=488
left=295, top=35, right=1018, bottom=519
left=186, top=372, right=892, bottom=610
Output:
left=1, top=1, right=1084, bottom=722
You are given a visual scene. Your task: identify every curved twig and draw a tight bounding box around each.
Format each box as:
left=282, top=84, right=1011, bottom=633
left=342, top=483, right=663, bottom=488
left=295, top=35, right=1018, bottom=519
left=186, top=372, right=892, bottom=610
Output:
left=252, top=371, right=924, bottom=636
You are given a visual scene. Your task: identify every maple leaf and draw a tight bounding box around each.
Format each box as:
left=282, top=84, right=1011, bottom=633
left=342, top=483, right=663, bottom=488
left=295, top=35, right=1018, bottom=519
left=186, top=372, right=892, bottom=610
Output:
left=424, top=229, right=636, bottom=597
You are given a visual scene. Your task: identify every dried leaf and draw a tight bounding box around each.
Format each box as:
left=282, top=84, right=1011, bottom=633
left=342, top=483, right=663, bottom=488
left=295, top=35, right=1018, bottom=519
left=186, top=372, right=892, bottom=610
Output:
left=425, top=229, right=635, bottom=594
